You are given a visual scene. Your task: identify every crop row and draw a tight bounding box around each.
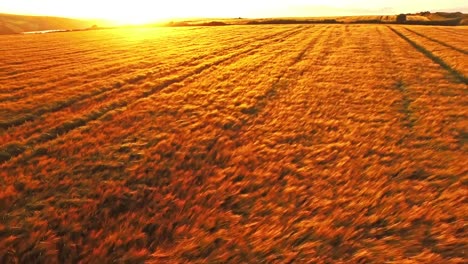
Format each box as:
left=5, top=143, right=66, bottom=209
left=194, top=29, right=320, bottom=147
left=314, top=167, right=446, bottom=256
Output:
left=0, top=26, right=315, bottom=161
left=0, top=27, right=255, bottom=91
left=0, top=26, right=290, bottom=102
left=0, top=25, right=304, bottom=121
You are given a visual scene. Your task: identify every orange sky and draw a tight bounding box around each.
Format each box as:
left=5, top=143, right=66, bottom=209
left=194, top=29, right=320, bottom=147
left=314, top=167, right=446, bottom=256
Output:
left=1, top=0, right=466, bottom=24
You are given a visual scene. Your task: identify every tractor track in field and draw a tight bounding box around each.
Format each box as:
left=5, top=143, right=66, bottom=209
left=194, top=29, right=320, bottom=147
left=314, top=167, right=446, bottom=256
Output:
left=206, top=26, right=350, bottom=226
left=0, top=26, right=306, bottom=130
left=0, top=26, right=310, bottom=149
left=0, top=33, right=246, bottom=95
left=246, top=26, right=341, bottom=122
left=0, top=30, right=274, bottom=98
left=97, top=26, right=338, bottom=195
left=402, top=27, right=468, bottom=55
left=381, top=26, right=467, bottom=157
left=378, top=27, right=417, bottom=136
left=388, top=26, right=467, bottom=85
left=183, top=26, right=343, bottom=182
left=0, top=26, right=310, bottom=163
left=0, top=42, right=230, bottom=102
left=394, top=80, right=416, bottom=131
left=378, top=26, right=467, bottom=187
left=249, top=25, right=345, bottom=128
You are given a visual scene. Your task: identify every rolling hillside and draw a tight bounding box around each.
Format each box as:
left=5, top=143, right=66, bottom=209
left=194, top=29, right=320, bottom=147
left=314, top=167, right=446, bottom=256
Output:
left=0, top=13, right=108, bottom=34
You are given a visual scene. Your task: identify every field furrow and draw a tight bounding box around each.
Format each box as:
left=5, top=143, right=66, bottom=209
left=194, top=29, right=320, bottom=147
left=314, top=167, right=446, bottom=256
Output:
left=0, top=26, right=305, bottom=130
left=403, top=27, right=467, bottom=55
left=389, top=26, right=467, bottom=84
left=0, top=32, right=246, bottom=100
left=205, top=25, right=413, bottom=261
left=0, top=25, right=315, bottom=161
left=0, top=27, right=247, bottom=86
left=380, top=26, right=467, bottom=160
left=0, top=27, right=268, bottom=95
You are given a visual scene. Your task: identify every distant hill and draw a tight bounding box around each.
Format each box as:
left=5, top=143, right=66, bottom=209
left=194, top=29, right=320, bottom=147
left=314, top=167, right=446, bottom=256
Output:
left=335, top=12, right=464, bottom=25
left=406, top=11, right=468, bottom=25
left=323, top=11, right=467, bottom=25
left=164, top=12, right=468, bottom=27
left=0, top=11, right=466, bottom=35
left=0, top=13, right=109, bottom=35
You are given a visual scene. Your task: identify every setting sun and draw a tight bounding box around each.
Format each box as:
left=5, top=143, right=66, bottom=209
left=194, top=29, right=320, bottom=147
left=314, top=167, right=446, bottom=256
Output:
left=101, top=3, right=173, bottom=25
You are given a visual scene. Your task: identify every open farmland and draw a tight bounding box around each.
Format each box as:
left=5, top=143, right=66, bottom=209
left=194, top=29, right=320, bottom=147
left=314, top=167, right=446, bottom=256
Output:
left=0, top=24, right=467, bottom=263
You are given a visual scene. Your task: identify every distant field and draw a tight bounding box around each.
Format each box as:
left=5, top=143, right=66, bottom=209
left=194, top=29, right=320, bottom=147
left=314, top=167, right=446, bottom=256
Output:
left=0, top=25, right=467, bottom=263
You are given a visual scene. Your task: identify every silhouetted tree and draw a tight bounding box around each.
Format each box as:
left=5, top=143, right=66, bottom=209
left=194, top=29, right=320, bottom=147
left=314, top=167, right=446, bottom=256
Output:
left=396, top=14, right=407, bottom=24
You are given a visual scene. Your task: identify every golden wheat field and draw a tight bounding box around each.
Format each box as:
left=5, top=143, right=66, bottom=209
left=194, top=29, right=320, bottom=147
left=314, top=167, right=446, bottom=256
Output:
left=0, top=24, right=467, bottom=263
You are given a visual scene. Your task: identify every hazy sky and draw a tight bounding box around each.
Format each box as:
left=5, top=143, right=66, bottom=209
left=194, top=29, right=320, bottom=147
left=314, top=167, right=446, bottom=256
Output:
left=1, top=0, right=466, bottom=23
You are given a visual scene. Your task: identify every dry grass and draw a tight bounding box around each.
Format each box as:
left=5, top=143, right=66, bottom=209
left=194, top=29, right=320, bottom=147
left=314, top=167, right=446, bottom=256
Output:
left=0, top=24, right=467, bottom=263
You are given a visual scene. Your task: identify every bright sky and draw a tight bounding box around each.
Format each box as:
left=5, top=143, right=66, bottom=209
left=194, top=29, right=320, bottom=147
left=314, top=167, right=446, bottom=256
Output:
left=0, top=0, right=466, bottom=24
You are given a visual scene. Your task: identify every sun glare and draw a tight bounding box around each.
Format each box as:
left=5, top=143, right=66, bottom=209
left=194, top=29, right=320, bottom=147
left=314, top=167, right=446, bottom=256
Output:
left=65, top=1, right=248, bottom=25
left=88, top=1, right=247, bottom=25
left=107, top=12, right=162, bottom=25
left=98, top=1, right=247, bottom=25
left=98, top=3, right=174, bottom=25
